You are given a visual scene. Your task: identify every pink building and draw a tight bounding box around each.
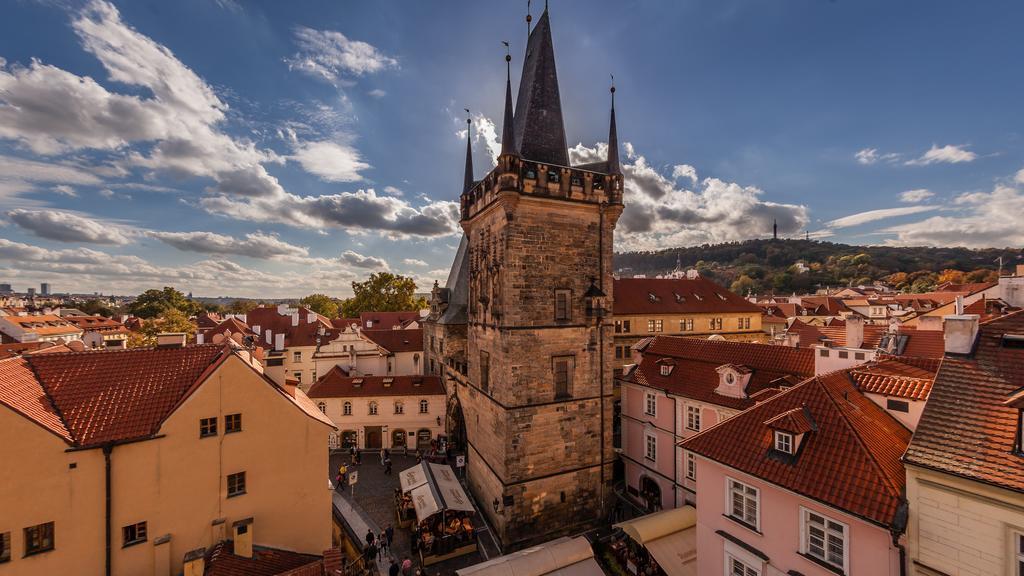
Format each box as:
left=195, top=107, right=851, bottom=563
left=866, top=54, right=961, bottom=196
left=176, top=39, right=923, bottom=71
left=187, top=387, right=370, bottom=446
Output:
left=618, top=336, right=813, bottom=511
left=681, top=369, right=912, bottom=576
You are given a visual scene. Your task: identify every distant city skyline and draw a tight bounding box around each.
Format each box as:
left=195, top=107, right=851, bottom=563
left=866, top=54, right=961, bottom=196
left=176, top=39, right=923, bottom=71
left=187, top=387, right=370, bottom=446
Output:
left=0, top=0, right=1021, bottom=297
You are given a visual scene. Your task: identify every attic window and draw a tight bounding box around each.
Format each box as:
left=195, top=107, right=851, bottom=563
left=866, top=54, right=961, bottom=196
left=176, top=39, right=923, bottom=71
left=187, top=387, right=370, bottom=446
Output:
left=774, top=431, right=793, bottom=454
left=660, top=364, right=673, bottom=376
left=648, top=293, right=659, bottom=303
left=383, top=378, right=394, bottom=387
left=413, top=378, right=423, bottom=387
left=673, top=292, right=685, bottom=303
left=1002, top=334, right=1024, bottom=349
left=716, top=293, right=728, bottom=301
left=693, top=293, right=703, bottom=301
left=352, top=378, right=363, bottom=388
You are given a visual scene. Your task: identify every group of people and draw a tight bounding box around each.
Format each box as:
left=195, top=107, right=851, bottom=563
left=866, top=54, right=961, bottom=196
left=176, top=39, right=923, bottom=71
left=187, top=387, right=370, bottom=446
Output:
left=608, top=531, right=666, bottom=576
left=410, top=512, right=475, bottom=557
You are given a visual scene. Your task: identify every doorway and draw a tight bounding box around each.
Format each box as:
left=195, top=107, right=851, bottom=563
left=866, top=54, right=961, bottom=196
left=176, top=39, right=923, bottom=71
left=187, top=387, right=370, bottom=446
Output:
left=365, top=426, right=383, bottom=450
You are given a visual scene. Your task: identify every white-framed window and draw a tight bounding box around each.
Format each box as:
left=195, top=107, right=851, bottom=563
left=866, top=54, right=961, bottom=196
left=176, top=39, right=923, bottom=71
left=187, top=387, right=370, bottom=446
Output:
left=394, top=401, right=404, bottom=414
left=645, top=393, right=657, bottom=417
left=368, top=401, right=378, bottom=415
left=800, top=507, right=848, bottom=573
left=680, top=318, right=694, bottom=331
left=774, top=431, right=793, bottom=454
left=1015, top=532, right=1024, bottom=576
left=685, top=451, right=696, bottom=481
left=645, top=433, right=657, bottom=461
left=727, top=554, right=760, bottom=576
left=726, top=477, right=759, bottom=529
left=419, top=399, right=429, bottom=414
left=686, top=405, right=701, bottom=431
left=317, top=402, right=326, bottom=414
left=343, top=401, right=352, bottom=416
left=293, top=351, right=301, bottom=362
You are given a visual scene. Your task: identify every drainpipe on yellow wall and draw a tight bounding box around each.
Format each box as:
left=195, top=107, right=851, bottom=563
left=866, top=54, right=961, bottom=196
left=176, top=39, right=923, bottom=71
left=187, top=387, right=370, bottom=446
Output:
left=103, top=443, right=113, bottom=576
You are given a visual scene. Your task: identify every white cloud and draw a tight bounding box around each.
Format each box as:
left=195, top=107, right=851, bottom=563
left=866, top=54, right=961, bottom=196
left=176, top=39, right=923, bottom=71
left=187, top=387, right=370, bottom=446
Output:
left=854, top=147, right=901, bottom=165
left=6, top=209, right=133, bottom=245
left=285, top=26, right=397, bottom=84
left=906, top=144, right=977, bottom=166
left=898, top=189, right=934, bottom=203
left=1015, top=168, right=1024, bottom=184
left=0, top=155, right=103, bottom=202
left=290, top=140, right=370, bottom=183
left=52, top=185, right=77, bottom=197
left=368, top=88, right=387, bottom=98
left=883, top=184, right=1024, bottom=248
left=341, top=250, right=388, bottom=270
left=402, top=258, right=428, bottom=267
left=458, top=113, right=500, bottom=167
left=671, top=164, right=697, bottom=184
left=99, top=188, right=115, bottom=198
left=568, top=142, right=808, bottom=251
left=148, top=231, right=309, bottom=259
left=383, top=186, right=403, bottom=197
left=826, top=206, right=938, bottom=229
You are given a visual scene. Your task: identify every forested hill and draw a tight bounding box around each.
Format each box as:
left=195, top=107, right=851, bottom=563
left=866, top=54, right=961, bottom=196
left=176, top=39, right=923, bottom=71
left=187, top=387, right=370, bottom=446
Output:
left=613, top=239, right=1023, bottom=295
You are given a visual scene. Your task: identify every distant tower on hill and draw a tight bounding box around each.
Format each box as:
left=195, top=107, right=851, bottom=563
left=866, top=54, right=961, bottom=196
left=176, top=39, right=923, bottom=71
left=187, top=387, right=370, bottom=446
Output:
left=773, top=218, right=778, bottom=240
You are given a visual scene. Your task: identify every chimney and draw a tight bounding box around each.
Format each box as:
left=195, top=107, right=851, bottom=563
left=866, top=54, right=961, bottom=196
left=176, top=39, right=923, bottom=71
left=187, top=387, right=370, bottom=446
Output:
left=955, top=295, right=965, bottom=316
left=274, top=332, right=285, bottom=351
left=277, top=304, right=289, bottom=315
left=183, top=548, right=206, bottom=576
left=156, top=333, right=187, bottom=348
left=784, top=332, right=800, bottom=348
left=292, top=312, right=300, bottom=327
left=196, top=333, right=205, bottom=345
left=232, top=518, right=254, bottom=559
left=845, top=316, right=864, bottom=349
left=943, top=313, right=980, bottom=355
left=211, top=517, right=227, bottom=544
left=265, top=329, right=272, bottom=345
left=283, top=378, right=298, bottom=397
left=307, top=313, right=316, bottom=324
left=917, top=316, right=943, bottom=331
left=252, top=325, right=261, bottom=337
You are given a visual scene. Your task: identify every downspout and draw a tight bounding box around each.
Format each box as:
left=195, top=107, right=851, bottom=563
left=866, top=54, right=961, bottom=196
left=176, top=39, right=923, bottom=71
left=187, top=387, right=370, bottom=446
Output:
left=103, top=443, right=113, bottom=576
left=891, top=498, right=909, bottom=576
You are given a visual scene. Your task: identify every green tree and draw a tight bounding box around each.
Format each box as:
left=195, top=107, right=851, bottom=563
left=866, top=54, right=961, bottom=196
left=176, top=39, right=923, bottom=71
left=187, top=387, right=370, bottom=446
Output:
left=338, top=273, right=428, bottom=318
left=78, top=299, right=114, bottom=317
left=730, top=275, right=758, bottom=296
left=128, top=287, right=202, bottom=319
left=228, top=300, right=260, bottom=314
left=128, top=309, right=196, bottom=347
left=300, top=293, right=340, bottom=318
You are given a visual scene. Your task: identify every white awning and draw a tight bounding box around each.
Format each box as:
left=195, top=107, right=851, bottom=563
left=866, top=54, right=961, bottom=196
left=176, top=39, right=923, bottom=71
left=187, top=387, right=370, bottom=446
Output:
left=410, top=484, right=440, bottom=520
left=400, top=463, right=429, bottom=493
left=429, top=462, right=475, bottom=513
left=614, top=506, right=698, bottom=576
left=456, top=536, right=601, bottom=576
left=401, top=462, right=475, bottom=519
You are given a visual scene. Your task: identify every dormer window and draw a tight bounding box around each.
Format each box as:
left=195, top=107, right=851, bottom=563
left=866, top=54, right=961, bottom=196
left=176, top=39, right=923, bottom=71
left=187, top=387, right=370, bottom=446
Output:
left=774, top=431, right=794, bottom=454
left=648, top=292, right=659, bottom=303
left=660, top=364, right=673, bottom=376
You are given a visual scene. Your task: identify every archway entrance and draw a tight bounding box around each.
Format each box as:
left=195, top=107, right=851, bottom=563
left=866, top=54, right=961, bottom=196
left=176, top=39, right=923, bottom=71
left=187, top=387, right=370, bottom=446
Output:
left=341, top=430, right=357, bottom=450
left=640, top=476, right=662, bottom=513
left=365, top=426, right=383, bottom=450
left=392, top=429, right=407, bottom=450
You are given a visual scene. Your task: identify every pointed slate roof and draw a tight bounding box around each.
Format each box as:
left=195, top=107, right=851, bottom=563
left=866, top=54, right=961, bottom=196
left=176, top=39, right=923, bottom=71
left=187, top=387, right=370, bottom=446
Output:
left=500, top=55, right=517, bottom=156
left=439, top=235, right=469, bottom=325
left=607, top=86, right=621, bottom=175
left=464, top=118, right=475, bottom=193
left=513, top=8, right=569, bottom=166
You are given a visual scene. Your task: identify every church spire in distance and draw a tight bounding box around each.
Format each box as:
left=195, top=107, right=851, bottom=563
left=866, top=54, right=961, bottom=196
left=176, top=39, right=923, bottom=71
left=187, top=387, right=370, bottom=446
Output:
left=500, top=43, right=517, bottom=157
left=608, top=76, right=621, bottom=175
left=463, top=110, right=474, bottom=193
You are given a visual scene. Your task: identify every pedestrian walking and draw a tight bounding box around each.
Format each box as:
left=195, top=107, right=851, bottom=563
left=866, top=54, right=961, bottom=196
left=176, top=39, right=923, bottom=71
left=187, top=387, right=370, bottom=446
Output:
left=385, top=525, right=394, bottom=549
left=380, top=447, right=386, bottom=465
left=388, top=557, right=400, bottom=576
left=378, top=530, right=388, bottom=555
left=366, top=541, right=378, bottom=564
left=401, top=557, right=412, bottom=576
left=384, top=455, right=392, bottom=475
left=334, top=473, right=343, bottom=491
left=365, top=529, right=375, bottom=547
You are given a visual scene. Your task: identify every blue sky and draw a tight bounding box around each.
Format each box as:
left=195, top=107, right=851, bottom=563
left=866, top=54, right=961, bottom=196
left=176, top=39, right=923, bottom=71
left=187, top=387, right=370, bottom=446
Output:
left=0, top=0, right=1021, bottom=297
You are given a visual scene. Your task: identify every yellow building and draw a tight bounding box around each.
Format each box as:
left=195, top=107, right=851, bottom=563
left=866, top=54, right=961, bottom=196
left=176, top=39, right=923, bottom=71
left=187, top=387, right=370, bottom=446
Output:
left=612, top=277, right=766, bottom=366
left=0, top=342, right=335, bottom=576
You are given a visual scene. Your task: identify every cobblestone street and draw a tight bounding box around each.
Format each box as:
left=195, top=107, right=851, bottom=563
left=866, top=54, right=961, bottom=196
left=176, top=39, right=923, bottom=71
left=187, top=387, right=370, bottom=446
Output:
left=330, top=451, right=500, bottom=575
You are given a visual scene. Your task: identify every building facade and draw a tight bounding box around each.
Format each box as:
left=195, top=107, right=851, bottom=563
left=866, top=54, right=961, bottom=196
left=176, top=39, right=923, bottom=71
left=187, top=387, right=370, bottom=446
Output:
left=0, top=344, right=335, bottom=576
left=427, top=6, right=622, bottom=549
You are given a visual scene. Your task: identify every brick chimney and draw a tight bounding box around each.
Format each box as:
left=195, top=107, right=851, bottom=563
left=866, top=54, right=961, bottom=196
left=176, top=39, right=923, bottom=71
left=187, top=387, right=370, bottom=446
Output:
left=944, top=306, right=980, bottom=355
left=274, top=332, right=285, bottom=351
left=183, top=548, right=206, bottom=576
left=845, top=316, right=864, bottom=349
left=917, top=316, right=943, bottom=331
left=232, top=518, right=254, bottom=559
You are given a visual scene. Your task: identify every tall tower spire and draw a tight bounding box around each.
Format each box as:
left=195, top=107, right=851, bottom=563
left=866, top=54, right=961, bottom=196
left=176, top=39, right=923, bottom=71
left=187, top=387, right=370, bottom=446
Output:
left=463, top=110, right=474, bottom=193
left=513, top=6, right=569, bottom=166
left=500, top=44, right=517, bottom=157
left=607, top=76, right=621, bottom=175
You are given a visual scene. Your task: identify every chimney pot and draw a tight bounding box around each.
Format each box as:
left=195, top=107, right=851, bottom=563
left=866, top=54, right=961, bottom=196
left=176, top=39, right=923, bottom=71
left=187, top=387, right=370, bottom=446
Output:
left=943, top=313, right=980, bottom=355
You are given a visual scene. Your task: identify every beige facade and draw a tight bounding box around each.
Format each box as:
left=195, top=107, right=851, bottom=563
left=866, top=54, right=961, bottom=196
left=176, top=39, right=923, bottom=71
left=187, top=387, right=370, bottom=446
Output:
left=313, top=327, right=422, bottom=379
left=315, top=394, right=444, bottom=452
left=613, top=311, right=765, bottom=365
left=906, top=464, right=1024, bottom=576
left=0, top=353, right=334, bottom=576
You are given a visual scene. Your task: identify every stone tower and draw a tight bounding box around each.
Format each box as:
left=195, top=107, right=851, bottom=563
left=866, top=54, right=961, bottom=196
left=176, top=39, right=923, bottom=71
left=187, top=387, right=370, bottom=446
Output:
left=442, top=6, right=625, bottom=549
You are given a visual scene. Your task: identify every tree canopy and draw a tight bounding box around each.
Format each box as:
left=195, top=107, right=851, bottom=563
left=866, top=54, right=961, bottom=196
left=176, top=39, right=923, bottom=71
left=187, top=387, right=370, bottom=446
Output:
left=300, top=293, right=340, bottom=318
left=127, top=287, right=202, bottom=319
left=127, top=308, right=196, bottom=348
left=338, top=273, right=427, bottom=318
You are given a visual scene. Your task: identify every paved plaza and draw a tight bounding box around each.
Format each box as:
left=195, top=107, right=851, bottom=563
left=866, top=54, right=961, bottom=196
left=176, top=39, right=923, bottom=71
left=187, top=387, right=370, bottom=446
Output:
left=330, top=451, right=501, bottom=575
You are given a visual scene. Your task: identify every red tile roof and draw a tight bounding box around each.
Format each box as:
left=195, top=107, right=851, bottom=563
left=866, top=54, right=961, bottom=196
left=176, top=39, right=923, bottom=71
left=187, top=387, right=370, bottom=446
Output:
left=246, top=306, right=337, bottom=348
left=204, top=540, right=323, bottom=576
left=362, top=329, right=423, bottom=353
left=1, top=314, right=83, bottom=336
left=787, top=320, right=945, bottom=359
left=307, top=367, right=444, bottom=398
left=682, top=370, right=912, bottom=527
left=613, top=277, right=762, bottom=316
left=798, top=296, right=852, bottom=316
left=64, top=315, right=126, bottom=332
left=358, top=311, right=422, bottom=330
left=0, top=341, right=64, bottom=359
left=904, top=311, right=1024, bottom=492
left=622, top=336, right=814, bottom=410
left=936, top=281, right=997, bottom=294
left=849, top=357, right=940, bottom=401
left=0, top=357, right=71, bottom=441
left=764, top=406, right=815, bottom=435
left=200, top=317, right=254, bottom=342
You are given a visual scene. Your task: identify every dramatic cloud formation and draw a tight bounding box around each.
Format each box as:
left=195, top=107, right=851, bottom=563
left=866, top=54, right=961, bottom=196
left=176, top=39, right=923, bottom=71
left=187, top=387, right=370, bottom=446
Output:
left=290, top=140, right=370, bottom=183
left=0, top=155, right=103, bottom=201
left=285, top=26, right=397, bottom=84
left=906, top=144, right=977, bottom=166
left=7, top=209, right=133, bottom=245
left=457, top=113, right=501, bottom=166
left=340, top=250, right=388, bottom=269
left=883, top=184, right=1024, bottom=248
left=899, top=189, right=934, bottom=203
left=149, top=231, right=310, bottom=259
left=569, top=142, right=808, bottom=250
left=825, top=206, right=937, bottom=229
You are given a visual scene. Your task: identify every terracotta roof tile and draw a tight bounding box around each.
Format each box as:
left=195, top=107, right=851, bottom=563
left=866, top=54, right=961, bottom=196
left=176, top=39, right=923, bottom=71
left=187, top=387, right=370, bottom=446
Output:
left=682, top=370, right=912, bottom=527
left=0, top=356, right=71, bottom=441
left=613, top=277, right=762, bottom=316
left=764, top=406, right=815, bottom=435
left=307, top=367, right=444, bottom=398
left=622, top=336, right=814, bottom=410
left=1, top=314, right=83, bottom=336
left=904, top=311, right=1024, bottom=492
left=205, top=540, right=323, bottom=576
left=362, top=329, right=423, bottom=353
left=849, top=357, right=940, bottom=401
left=246, top=306, right=336, bottom=348
left=787, top=320, right=945, bottom=359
